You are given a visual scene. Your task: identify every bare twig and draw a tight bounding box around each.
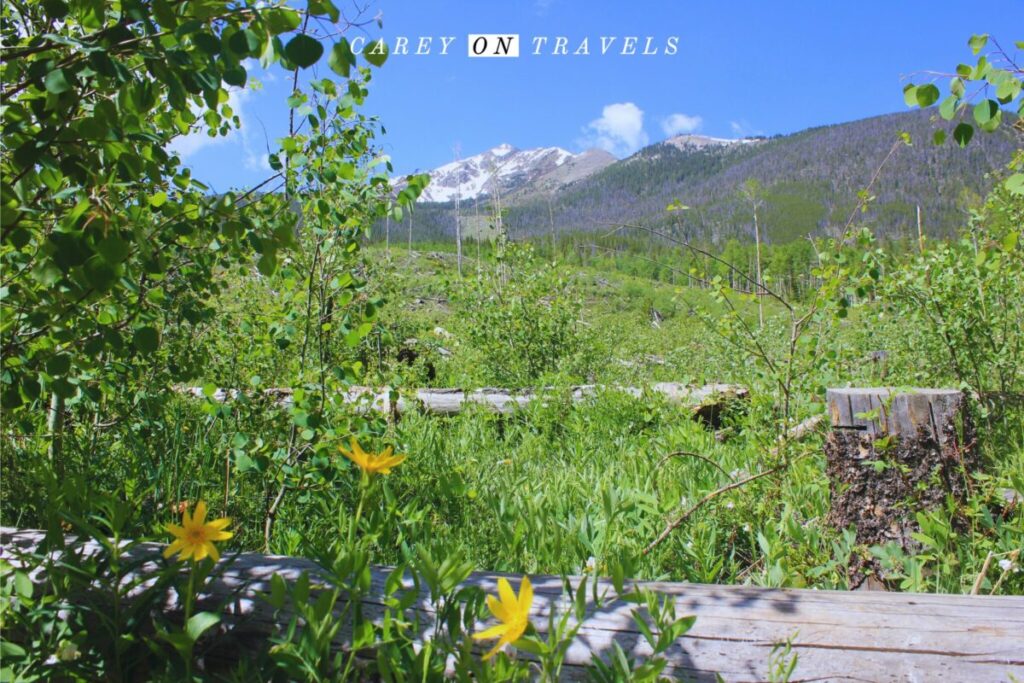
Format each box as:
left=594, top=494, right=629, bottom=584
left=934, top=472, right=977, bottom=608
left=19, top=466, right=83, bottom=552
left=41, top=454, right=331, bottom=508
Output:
left=643, top=466, right=782, bottom=556
left=971, top=551, right=995, bottom=595
left=655, top=450, right=731, bottom=479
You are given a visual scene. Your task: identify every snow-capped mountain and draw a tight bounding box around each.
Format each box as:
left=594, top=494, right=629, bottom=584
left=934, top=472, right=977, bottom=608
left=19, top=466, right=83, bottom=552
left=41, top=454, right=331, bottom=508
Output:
left=409, top=144, right=615, bottom=203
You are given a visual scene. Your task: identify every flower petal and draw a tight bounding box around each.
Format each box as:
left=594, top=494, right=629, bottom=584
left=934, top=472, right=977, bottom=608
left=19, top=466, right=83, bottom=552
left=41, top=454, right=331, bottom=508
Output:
left=193, top=501, right=208, bottom=525
left=497, top=578, right=516, bottom=609
left=486, top=594, right=511, bottom=622
left=206, top=542, right=220, bottom=563
left=163, top=539, right=184, bottom=559
left=208, top=517, right=232, bottom=530
left=165, top=523, right=185, bottom=539
left=472, top=623, right=509, bottom=641
left=483, top=632, right=517, bottom=660
left=192, top=541, right=209, bottom=562
left=518, top=576, right=533, bottom=614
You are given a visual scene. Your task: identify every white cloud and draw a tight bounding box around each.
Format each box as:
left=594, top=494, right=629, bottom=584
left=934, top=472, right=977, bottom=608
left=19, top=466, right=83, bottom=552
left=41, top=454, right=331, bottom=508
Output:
left=167, top=81, right=274, bottom=183
left=244, top=151, right=271, bottom=172
left=579, top=102, right=649, bottom=157
left=168, top=86, right=253, bottom=160
left=661, top=113, right=702, bottom=136
left=729, top=119, right=763, bottom=137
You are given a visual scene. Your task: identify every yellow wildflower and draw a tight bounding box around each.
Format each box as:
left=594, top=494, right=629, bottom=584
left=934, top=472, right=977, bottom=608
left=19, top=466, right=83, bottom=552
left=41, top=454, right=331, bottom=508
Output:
left=340, top=437, right=405, bottom=476
left=164, top=501, right=233, bottom=563
left=473, top=576, right=533, bottom=659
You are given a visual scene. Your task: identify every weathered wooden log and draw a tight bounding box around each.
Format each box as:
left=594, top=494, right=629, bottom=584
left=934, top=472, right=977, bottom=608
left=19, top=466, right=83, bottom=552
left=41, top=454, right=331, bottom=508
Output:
left=824, top=388, right=978, bottom=586
left=183, top=383, right=748, bottom=425
left=2, top=528, right=1021, bottom=682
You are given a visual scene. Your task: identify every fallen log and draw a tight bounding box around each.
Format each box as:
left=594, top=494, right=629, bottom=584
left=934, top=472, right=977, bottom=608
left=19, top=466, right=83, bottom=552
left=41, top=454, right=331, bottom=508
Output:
left=183, top=383, right=748, bottom=425
left=3, top=528, right=1021, bottom=682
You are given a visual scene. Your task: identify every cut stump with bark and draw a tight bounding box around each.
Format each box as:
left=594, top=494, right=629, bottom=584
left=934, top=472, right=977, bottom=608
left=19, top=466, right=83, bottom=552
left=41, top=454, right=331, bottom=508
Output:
left=824, top=388, right=977, bottom=587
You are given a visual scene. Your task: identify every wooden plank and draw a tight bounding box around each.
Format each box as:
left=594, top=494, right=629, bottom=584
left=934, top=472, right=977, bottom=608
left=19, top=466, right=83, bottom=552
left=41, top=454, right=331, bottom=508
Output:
left=3, top=528, right=1021, bottom=682
left=182, top=383, right=748, bottom=420
left=826, top=387, right=965, bottom=440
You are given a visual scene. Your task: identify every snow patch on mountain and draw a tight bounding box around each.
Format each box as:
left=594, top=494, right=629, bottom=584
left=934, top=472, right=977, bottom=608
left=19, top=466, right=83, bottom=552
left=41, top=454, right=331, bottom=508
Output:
left=411, top=144, right=609, bottom=203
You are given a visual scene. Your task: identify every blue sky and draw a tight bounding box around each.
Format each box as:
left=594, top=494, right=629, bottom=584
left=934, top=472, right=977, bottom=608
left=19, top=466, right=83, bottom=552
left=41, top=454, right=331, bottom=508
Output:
left=174, top=1, right=1022, bottom=191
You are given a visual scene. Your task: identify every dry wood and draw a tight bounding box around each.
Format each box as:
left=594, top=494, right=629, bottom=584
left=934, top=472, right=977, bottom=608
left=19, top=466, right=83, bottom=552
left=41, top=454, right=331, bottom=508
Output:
left=825, top=388, right=978, bottom=587
left=3, top=528, right=1021, bottom=682
left=826, top=387, right=965, bottom=440
left=182, top=382, right=748, bottom=420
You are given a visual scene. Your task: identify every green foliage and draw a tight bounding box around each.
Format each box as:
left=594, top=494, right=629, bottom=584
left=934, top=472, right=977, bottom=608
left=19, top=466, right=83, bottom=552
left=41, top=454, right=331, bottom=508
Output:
left=903, top=33, right=1024, bottom=195
left=878, top=184, right=1024, bottom=394
left=2, top=21, right=1024, bottom=682
left=451, top=243, right=601, bottom=386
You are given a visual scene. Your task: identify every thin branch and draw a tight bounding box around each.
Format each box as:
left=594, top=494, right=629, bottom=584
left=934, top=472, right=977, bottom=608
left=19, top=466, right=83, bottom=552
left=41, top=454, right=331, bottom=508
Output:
left=643, top=466, right=782, bottom=556
left=655, top=450, right=732, bottom=480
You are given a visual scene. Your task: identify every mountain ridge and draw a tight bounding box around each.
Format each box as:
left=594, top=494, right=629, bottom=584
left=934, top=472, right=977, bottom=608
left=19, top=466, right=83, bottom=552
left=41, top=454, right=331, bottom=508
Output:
left=406, top=144, right=616, bottom=203
left=402, top=109, right=1018, bottom=244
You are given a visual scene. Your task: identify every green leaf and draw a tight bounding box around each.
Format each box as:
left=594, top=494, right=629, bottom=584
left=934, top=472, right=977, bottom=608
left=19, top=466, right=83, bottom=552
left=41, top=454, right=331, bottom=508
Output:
left=151, top=0, right=177, bottom=28
left=308, top=0, right=339, bottom=22
left=938, top=95, right=958, bottom=121
left=915, top=84, right=940, bottom=107
left=932, top=130, right=946, bottom=146
left=1005, top=173, right=1024, bottom=197
left=285, top=34, right=324, bottom=68
left=133, top=326, right=160, bottom=354
left=328, top=39, right=355, bottom=78
left=97, top=236, right=129, bottom=263
left=44, top=68, right=72, bottom=94
left=186, top=612, right=221, bottom=642
left=996, top=77, right=1021, bottom=103
left=41, top=0, right=69, bottom=20
left=1001, top=230, right=1019, bottom=251
left=228, top=28, right=261, bottom=57
left=84, top=257, right=116, bottom=290
left=952, top=122, right=974, bottom=147
left=973, top=99, right=1001, bottom=131
left=223, top=66, right=247, bottom=87
left=1, top=640, right=27, bottom=659
left=364, top=39, right=389, bottom=67
left=257, top=251, right=277, bottom=276
left=14, top=572, right=33, bottom=599
left=264, top=8, right=301, bottom=34
left=968, top=33, right=988, bottom=55
left=973, top=99, right=998, bottom=124
left=267, top=573, right=286, bottom=609
left=902, top=84, right=918, bottom=108
left=149, top=191, right=168, bottom=207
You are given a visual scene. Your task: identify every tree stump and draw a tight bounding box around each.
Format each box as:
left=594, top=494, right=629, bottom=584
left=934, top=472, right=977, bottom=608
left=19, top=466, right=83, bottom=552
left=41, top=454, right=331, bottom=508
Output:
left=824, top=388, right=977, bottom=587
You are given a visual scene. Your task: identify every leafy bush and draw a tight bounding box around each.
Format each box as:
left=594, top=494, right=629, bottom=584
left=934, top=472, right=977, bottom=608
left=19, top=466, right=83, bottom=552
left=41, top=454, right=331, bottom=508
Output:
left=451, top=243, right=602, bottom=386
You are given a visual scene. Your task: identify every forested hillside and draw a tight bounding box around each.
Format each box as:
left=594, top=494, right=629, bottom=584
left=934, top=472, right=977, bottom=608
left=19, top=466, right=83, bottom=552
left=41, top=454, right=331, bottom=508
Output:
left=406, top=109, right=1016, bottom=244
